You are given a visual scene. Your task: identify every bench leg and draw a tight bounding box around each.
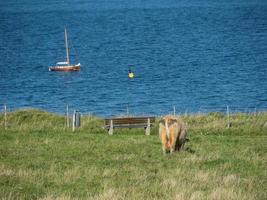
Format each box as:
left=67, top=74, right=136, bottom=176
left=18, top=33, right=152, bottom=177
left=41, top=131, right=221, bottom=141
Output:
left=108, top=120, right=113, bottom=135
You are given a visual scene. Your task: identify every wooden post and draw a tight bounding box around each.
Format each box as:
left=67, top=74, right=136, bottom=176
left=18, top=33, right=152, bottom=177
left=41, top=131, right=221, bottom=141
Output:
left=184, top=110, right=188, bottom=117
left=72, top=110, right=76, bottom=132
left=4, top=104, right=7, bottom=130
left=173, top=106, right=176, bottom=116
left=227, top=106, right=230, bottom=128
left=108, top=120, right=113, bottom=135
left=126, top=104, right=129, bottom=117
left=66, top=104, right=69, bottom=128
left=254, top=107, right=257, bottom=116
left=145, top=118, right=151, bottom=136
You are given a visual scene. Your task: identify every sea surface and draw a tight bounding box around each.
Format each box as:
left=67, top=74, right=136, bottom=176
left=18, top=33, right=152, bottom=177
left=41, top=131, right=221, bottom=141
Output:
left=0, top=0, right=267, bottom=116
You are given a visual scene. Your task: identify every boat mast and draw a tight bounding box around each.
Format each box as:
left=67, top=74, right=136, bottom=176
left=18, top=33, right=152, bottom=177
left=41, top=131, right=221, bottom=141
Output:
left=64, top=28, right=70, bottom=65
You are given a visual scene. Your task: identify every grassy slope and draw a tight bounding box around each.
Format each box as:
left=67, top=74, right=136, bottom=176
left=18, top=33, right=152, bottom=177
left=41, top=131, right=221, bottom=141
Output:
left=0, top=110, right=266, bottom=200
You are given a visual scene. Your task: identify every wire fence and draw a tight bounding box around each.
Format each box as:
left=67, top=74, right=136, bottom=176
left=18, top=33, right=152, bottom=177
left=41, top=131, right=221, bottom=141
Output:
left=1, top=104, right=267, bottom=131
left=1, top=104, right=267, bottom=117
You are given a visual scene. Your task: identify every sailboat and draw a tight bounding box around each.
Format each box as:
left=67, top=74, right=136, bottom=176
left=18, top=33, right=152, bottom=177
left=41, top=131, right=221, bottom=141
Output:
left=49, top=28, right=81, bottom=71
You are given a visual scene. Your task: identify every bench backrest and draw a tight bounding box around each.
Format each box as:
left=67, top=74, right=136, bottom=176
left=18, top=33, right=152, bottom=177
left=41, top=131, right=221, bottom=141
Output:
left=104, top=117, right=156, bottom=126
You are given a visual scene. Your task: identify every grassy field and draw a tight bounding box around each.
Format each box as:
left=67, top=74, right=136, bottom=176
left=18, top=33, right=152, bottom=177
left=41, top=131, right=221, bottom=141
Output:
left=0, top=109, right=267, bottom=199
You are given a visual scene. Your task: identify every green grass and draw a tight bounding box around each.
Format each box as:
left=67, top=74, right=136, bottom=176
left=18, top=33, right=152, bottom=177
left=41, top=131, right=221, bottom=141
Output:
left=0, top=109, right=267, bottom=199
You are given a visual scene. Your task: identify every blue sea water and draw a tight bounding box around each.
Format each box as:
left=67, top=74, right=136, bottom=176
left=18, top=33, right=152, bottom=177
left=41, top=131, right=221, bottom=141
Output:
left=0, top=0, right=267, bottom=116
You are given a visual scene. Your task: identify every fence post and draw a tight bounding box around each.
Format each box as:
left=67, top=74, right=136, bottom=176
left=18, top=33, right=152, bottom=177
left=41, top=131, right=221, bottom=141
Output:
left=66, top=104, right=69, bottom=128
left=145, top=118, right=151, bottom=136
left=254, top=107, right=257, bottom=116
left=72, top=110, right=76, bottom=132
left=227, top=105, right=231, bottom=128
left=4, top=104, right=7, bottom=130
left=184, top=110, right=188, bottom=117
left=109, top=120, right=113, bottom=135
left=126, top=104, right=129, bottom=117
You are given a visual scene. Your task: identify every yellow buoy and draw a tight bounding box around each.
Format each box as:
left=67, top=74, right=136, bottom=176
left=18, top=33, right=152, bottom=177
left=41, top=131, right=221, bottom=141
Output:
left=128, top=72, right=134, bottom=79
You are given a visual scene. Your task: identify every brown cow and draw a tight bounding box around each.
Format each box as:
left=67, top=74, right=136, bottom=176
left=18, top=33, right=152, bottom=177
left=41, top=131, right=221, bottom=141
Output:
left=159, top=115, right=187, bottom=154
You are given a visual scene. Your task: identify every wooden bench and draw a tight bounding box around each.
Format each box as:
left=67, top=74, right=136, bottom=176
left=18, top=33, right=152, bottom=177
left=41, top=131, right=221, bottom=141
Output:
left=104, top=116, right=156, bottom=135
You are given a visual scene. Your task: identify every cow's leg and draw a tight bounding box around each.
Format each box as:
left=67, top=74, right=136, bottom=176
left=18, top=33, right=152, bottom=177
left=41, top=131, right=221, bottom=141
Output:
left=159, top=131, right=168, bottom=154
left=173, top=123, right=184, bottom=153
left=179, top=139, right=186, bottom=151
left=159, top=123, right=169, bottom=154
left=179, top=129, right=187, bottom=151
left=162, top=136, right=169, bottom=154
left=162, top=145, right=167, bottom=154
left=170, top=129, right=177, bottom=153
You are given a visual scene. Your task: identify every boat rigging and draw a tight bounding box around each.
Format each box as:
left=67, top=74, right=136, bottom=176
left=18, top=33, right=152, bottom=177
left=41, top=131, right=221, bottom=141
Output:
left=49, top=28, right=81, bottom=72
